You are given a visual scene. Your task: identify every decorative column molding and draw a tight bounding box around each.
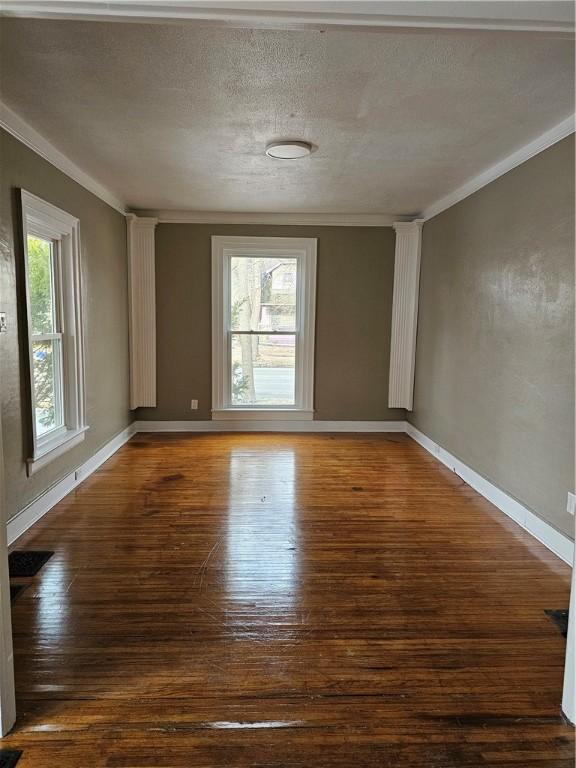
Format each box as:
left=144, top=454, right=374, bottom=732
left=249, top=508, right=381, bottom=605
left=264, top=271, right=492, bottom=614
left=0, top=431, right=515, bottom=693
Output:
left=388, top=220, right=424, bottom=410
left=127, top=214, right=158, bottom=410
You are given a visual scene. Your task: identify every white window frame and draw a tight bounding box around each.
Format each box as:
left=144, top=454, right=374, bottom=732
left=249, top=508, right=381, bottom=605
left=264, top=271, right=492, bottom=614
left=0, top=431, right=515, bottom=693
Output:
left=211, top=236, right=317, bottom=421
left=21, top=190, right=87, bottom=475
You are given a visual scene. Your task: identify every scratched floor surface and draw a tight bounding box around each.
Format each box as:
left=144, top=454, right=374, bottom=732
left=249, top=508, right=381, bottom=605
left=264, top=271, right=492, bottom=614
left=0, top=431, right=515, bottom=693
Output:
left=1, top=433, right=573, bottom=767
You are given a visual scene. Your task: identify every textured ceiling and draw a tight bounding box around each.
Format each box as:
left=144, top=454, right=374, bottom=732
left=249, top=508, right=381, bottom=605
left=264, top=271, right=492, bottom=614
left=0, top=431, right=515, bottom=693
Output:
left=0, top=18, right=573, bottom=214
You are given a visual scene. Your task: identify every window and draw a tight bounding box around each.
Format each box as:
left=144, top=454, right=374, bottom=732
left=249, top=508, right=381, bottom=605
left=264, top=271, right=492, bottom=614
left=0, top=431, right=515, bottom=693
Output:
left=21, top=190, right=86, bottom=474
left=212, top=236, right=317, bottom=420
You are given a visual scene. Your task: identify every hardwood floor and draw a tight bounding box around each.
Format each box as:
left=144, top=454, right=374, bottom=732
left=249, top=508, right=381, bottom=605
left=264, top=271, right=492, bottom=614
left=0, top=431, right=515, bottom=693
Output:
left=1, top=432, right=573, bottom=767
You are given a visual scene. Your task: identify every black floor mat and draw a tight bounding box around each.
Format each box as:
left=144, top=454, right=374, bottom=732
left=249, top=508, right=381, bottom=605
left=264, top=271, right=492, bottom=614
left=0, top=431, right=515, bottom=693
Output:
left=0, top=750, right=22, bottom=768
left=8, top=551, right=53, bottom=578
left=9, top=584, right=28, bottom=603
left=545, top=609, right=569, bottom=638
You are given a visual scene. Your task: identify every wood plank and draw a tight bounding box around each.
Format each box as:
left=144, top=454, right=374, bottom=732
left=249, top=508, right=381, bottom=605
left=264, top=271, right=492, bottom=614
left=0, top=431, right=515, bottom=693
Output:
left=1, top=433, right=573, bottom=766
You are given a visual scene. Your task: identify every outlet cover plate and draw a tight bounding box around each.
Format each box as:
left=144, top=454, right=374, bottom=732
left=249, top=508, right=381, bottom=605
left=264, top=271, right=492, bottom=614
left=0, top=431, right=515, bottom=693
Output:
left=567, top=492, right=576, bottom=516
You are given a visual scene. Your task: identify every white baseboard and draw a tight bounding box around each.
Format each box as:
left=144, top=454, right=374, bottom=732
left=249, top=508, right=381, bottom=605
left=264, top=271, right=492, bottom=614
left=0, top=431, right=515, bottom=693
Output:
left=6, top=420, right=403, bottom=543
left=405, top=422, right=574, bottom=566
left=7, top=424, right=136, bottom=545
left=7, top=419, right=573, bottom=570
left=133, top=419, right=407, bottom=433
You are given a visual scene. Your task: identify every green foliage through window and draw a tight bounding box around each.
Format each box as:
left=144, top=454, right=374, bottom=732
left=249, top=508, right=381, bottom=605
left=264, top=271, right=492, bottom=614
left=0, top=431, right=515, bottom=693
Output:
left=27, top=235, right=61, bottom=433
left=27, top=235, right=55, bottom=335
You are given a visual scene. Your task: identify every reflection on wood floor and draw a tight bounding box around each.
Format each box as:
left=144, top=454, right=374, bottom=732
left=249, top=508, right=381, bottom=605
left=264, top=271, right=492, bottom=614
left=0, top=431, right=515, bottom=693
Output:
left=2, top=433, right=573, bottom=766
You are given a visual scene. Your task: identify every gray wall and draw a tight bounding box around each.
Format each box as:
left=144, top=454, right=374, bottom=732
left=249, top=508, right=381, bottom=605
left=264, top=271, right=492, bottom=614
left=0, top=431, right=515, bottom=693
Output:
left=137, top=223, right=404, bottom=423
left=0, top=129, right=132, bottom=522
left=410, top=136, right=575, bottom=539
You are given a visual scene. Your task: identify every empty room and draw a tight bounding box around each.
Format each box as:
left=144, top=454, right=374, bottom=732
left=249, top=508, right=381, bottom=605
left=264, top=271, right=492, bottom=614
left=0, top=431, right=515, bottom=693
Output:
left=0, top=2, right=574, bottom=766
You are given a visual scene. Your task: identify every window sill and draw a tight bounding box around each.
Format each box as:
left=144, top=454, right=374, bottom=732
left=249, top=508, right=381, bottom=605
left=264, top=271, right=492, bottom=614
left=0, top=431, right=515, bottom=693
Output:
left=212, top=409, right=314, bottom=422
left=27, top=426, right=89, bottom=476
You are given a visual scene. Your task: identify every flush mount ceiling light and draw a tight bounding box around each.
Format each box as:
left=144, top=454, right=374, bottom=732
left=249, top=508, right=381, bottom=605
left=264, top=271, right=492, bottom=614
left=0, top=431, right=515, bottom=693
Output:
left=265, top=141, right=313, bottom=159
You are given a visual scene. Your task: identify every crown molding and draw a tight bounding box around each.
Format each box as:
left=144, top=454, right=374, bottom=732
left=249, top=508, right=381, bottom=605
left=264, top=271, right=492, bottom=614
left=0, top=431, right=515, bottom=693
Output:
left=1, top=2, right=573, bottom=34
left=2, top=102, right=573, bottom=229
left=393, top=219, right=424, bottom=233
left=0, top=102, right=126, bottom=215
left=133, top=209, right=404, bottom=227
left=421, top=114, right=576, bottom=222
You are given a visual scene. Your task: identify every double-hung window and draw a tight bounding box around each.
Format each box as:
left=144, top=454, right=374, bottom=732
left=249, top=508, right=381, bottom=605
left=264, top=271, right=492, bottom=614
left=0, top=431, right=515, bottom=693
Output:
left=21, top=190, right=87, bottom=474
left=211, top=236, right=317, bottom=420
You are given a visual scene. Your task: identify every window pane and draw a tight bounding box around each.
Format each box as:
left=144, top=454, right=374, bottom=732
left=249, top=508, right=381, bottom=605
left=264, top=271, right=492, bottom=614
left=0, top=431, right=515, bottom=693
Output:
left=231, top=334, right=295, bottom=405
left=230, top=256, right=296, bottom=332
left=33, top=339, right=63, bottom=436
left=27, top=235, right=57, bottom=335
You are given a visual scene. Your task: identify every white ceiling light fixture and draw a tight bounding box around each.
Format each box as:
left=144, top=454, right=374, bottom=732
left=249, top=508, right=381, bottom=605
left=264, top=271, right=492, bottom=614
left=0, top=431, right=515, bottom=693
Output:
left=266, top=140, right=313, bottom=159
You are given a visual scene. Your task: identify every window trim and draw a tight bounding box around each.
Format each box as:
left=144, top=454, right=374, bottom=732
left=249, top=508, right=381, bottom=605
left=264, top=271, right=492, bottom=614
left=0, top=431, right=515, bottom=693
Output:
left=211, top=236, right=317, bottom=420
left=21, top=190, right=87, bottom=475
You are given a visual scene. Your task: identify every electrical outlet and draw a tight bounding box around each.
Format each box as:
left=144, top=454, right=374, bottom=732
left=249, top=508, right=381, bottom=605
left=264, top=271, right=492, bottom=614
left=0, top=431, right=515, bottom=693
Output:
left=567, top=492, right=576, bottom=516
left=190, top=399, right=198, bottom=410
left=0, top=312, right=7, bottom=333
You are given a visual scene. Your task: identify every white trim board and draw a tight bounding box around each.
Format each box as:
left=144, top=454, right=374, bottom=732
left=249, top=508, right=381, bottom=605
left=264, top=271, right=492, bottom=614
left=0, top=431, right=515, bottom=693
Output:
left=1, top=2, right=573, bottom=34
left=133, top=419, right=406, bottom=433
left=562, top=563, right=576, bottom=723
left=388, top=221, right=423, bottom=409
left=133, top=210, right=400, bottom=228
left=212, top=409, right=314, bottom=421
left=3, top=101, right=574, bottom=232
left=4, top=419, right=405, bottom=545
left=127, top=215, right=159, bottom=409
left=6, top=419, right=574, bottom=571
left=131, top=115, right=576, bottom=228
left=405, top=422, right=574, bottom=566
left=0, top=102, right=126, bottom=215
left=21, top=190, right=88, bottom=476
left=0, top=402, right=16, bottom=736
left=211, top=235, right=317, bottom=416
left=421, top=115, right=576, bottom=221
left=6, top=424, right=135, bottom=545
